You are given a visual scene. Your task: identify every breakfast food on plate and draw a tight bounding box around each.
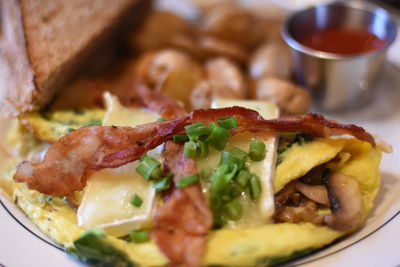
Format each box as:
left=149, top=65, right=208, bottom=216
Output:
left=0, top=1, right=388, bottom=267
left=1, top=0, right=150, bottom=115
left=1, top=90, right=384, bottom=266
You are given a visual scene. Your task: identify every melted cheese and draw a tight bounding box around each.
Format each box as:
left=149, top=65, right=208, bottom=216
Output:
left=77, top=93, right=160, bottom=237
left=210, top=98, right=279, bottom=227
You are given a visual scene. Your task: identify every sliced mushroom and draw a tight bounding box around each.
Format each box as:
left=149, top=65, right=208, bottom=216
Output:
left=190, top=57, right=247, bottom=109
left=275, top=197, right=322, bottom=224
left=253, top=76, right=311, bottom=115
left=249, top=41, right=292, bottom=80
left=296, top=182, right=330, bottom=206
left=323, top=172, right=363, bottom=231
left=299, top=165, right=326, bottom=185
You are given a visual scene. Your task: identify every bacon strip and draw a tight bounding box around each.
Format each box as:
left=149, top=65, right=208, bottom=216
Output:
left=14, top=107, right=375, bottom=196
left=152, top=142, right=212, bottom=267
left=140, top=88, right=211, bottom=266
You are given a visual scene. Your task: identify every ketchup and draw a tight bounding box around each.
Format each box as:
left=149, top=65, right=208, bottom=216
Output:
left=298, top=28, right=386, bottom=55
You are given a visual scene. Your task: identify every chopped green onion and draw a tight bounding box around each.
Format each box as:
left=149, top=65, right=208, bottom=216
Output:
left=229, top=147, right=248, bottom=162
left=153, top=173, right=173, bottom=192
left=220, top=151, right=245, bottom=170
left=228, top=183, right=242, bottom=198
left=204, top=123, right=231, bottom=150
left=85, top=120, right=102, bottom=126
left=177, top=174, right=199, bottom=188
left=197, top=140, right=209, bottom=158
left=249, top=139, right=266, bottom=161
left=129, top=230, right=149, bottom=243
left=249, top=175, right=262, bottom=200
left=157, top=117, right=166, bottom=122
left=235, top=170, right=252, bottom=187
left=223, top=201, right=243, bottom=221
left=217, top=116, right=238, bottom=130
left=130, top=194, right=143, bottom=208
left=173, top=134, right=189, bottom=143
left=185, top=122, right=210, bottom=138
left=184, top=141, right=198, bottom=158
left=211, top=164, right=237, bottom=193
left=212, top=216, right=225, bottom=229
left=136, top=155, right=162, bottom=180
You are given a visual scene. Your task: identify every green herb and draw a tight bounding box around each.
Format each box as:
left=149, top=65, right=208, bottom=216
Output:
left=184, top=140, right=198, bottom=158
left=223, top=201, right=243, bottom=221
left=153, top=173, right=173, bottom=192
left=235, top=170, right=252, bottom=187
left=197, top=140, right=209, bottom=158
left=185, top=122, right=210, bottom=139
left=249, top=175, right=262, bottom=200
left=204, top=123, right=231, bottom=150
left=85, top=120, right=102, bottom=126
left=136, top=155, right=162, bottom=180
left=173, top=134, right=189, bottom=143
left=157, top=117, right=166, bottom=122
left=249, top=139, right=266, bottom=161
left=217, top=116, right=238, bottom=130
left=71, top=228, right=134, bottom=266
left=229, top=147, right=248, bottom=162
left=177, top=174, right=199, bottom=188
left=129, top=230, right=149, bottom=243
left=73, top=109, right=85, bottom=115
left=130, top=194, right=143, bottom=208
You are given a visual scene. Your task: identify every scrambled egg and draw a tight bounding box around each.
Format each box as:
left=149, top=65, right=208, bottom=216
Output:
left=0, top=103, right=382, bottom=266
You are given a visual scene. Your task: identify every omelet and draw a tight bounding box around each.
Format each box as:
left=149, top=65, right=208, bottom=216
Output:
left=0, top=97, right=382, bottom=266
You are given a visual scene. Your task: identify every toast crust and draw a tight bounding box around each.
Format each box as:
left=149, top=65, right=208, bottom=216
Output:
left=1, top=0, right=150, bottom=115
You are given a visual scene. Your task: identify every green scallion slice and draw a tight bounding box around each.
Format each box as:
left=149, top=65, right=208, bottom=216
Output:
left=153, top=173, right=173, bottom=192
left=223, top=201, right=243, bottom=221
left=130, top=194, right=143, bottom=208
left=235, top=169, right=252, bottom=187
left=177, top=174, right=199, bottom=188
left=184, top=122, right=210, bottom=138
left=249, top=139, right=266, bottom=161
left=249, top=175, right=262, bottom=200
left=217, top=116, right=238, bottom=130
left=184, top=141, right=198, bottom=158
left=173, top=134, right=189, bottom=143
left=197, top=140, right=209, bottom=158
left=211, top=164, right=237, bottom=194
left=129, top=230, right=149, bottom=243
left=220, top=151, right=245, bottom=170
left=204, top=123, right=231, bottom=150
left=229, top=147, right=248, bottom=162
left=136, top=155, right=162, bottom=180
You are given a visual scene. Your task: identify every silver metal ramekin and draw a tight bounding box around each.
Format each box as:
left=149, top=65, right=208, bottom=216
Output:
left=282, top=1, right=397, bottom=111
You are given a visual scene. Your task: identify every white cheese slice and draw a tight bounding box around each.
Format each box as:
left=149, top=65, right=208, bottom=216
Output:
left=77, top=93, right=160, bottom=237
left=210, top=98, right=279, bottom=226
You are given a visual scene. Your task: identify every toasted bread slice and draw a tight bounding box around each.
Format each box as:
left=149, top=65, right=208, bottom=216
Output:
left=0, top=0, right=150, bottom=115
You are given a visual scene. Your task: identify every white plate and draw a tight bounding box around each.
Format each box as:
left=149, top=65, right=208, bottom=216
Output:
left=1, top=0, right=400, bottom=266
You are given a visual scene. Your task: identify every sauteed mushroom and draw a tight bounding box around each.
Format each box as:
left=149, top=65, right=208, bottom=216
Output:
left=323, top=171, right=363, bottom=231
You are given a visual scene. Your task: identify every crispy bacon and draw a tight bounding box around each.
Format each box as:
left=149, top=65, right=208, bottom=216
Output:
left=152, top=142, right=212, bottom=267
left=14, top=107, right=375, bottom=196
left=137, top=85, right=187, bottom=120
